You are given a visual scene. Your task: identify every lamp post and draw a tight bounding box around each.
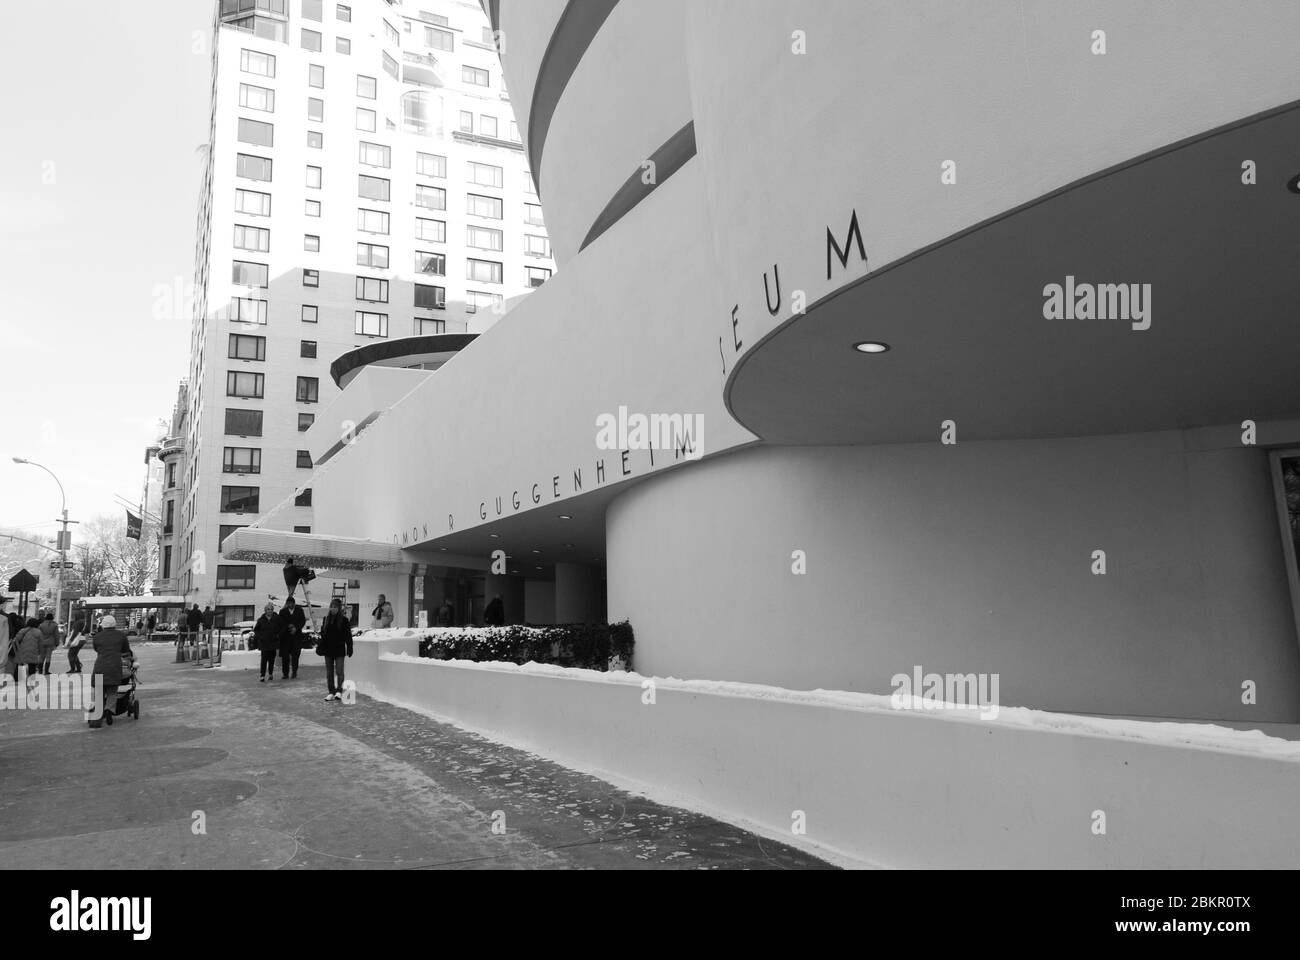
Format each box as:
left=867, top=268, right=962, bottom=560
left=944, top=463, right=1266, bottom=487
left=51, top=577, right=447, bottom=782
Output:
left=12, top=458, right=76, bottom=626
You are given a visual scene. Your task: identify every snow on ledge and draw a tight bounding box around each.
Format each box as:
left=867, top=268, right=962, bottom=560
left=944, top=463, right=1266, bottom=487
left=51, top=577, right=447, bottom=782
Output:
left=355, top=633, right=1300, bottom=762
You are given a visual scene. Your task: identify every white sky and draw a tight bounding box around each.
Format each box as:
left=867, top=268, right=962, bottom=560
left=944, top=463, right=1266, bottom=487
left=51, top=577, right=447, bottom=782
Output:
left=0, top=0, right=214, bottom=545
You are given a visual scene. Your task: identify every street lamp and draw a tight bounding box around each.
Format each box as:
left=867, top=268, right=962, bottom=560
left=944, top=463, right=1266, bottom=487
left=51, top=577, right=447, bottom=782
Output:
left=12, top=457, right=75, bottom=626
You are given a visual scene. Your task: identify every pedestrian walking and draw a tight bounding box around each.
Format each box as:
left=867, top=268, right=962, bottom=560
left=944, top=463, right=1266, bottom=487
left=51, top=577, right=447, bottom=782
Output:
left=201, top=606, right=214, bottom=647
left=278, top=596, right=307, bottom=679
left=318, top=597, right=353, bottom=702
left=435, top=599, right=454, bottom=627
left=67, top=616, right=87, bottom=674
left=1, top=598, right=16, bottom=682
left=185, top=604, right=202, bottom=648
left=15, top=619, right=43, bottom=681
left=89, top=616, right=132, bottom=728
left=484, top=594, right=505, bottom=627
left=38, top=612, right=61, bottom=675
left=371, top=594, right=394, bottom=629
left=253, top=602, right=283, bottom=682
left=146, top=613, right=156, bottom=639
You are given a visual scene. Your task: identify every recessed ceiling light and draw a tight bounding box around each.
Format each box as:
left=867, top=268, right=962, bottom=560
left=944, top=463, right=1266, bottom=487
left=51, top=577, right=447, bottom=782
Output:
left=534, top=565, right=543, bottom=571
left=488, top=533, right=500, bottom=539
left=853, top=341, right=890, bottom=354
left=531, top=549, right=541, bottom=554
left=558, top=515, right=572, bottom=520
left=439, top=547, right=447, bottom=552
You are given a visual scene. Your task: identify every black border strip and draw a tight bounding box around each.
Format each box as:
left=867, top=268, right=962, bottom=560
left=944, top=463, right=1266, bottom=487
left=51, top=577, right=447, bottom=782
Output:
left=579, top=121, right=697, bottom=251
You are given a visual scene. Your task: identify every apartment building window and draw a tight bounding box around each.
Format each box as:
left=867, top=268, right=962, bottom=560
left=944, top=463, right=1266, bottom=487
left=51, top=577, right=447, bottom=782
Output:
left=384, top=19, right=399, bottom=44
left=356, top=107, right=376, bottom=132
left=237, top=118, right=274, bottom=147
left=298, top=413, right=315, bottom=432
left=295, top=450, right=314, bottom=470
left=527, top=266, right=552, bottom=288
left=462, top=65, right=489, bottom=87
left=304, top=234, right=320, bottom=252
left=336, top=3, right=350, bottom=20
left=301, top=304, right=318, bottom=323
left=355, top=311, right=388, bottom=337
left=415, top=251, right=444, bottom=276
left=355, top=276, right=388, bottom=302
left=467, top=291, right=502, bottom=314
left=300, top=340, right=317, bottom=358
left=307, top=97, right=324, bottom=121
left=525, top=203, right=545, bottom=226
left=305, top=199, right=321, bottom=216
left=226, top=371, right=265, bottom=398
left=222, top=447, right=262, bottom=474
left=467, top=194, right=503, bottom=219
left=231, top=292, right=267, bottom=322
left=416, top=318, right=445, bottom=335
left=525, top=234, right=551, bottom=258
left=357, top=74, right=377, bottom=99
left=307, top=130, right=323, bottom=148
left=225, top=408, right=263, bottom=437
left=414, top=284, right=445, bottom=310
left=301, top=28, right=322, bottom=51
left=467, top=259, right=503, bottom=284
left=458, top=111, right=473, bottom=133
left=357, top=242, right=389, bottom=268
left=357, top=208, right=389, bottom=234
left=220, top=486, right=260, bottom=514
left=415, top=218, right=445, bottom=242
left=296, top=376, right=320, bottom=402
left=162, top=545, right=173, bottom=578
left=416, top=152, right=445, bottom=178
left=228, top=333, right=266, bottom=360
left=233, top=224, right=270, bottom=252
left=240, top=49, right=276, bottom=77
left=415, top=185, right=445, bottom=210
left=232, top=260, right=269, bottom=288
left=509, top=120, right=520, bottom=142
left=302, top=0, right=322, bottom=21
left=358, top=174, right=390, bottom=201
left=306, top=165, right=322, bottom=188
left=309, top=63, right=325, bottom=87
left=425, top=26, right=453, bottom=51
left=239, top=83, right=275, bottom=112
left=303, top=269, right=319, bottom=286
left=480, top=115, right=498, bottom=138
left=467, top=225, right=503, bottom=251
left=216, top=564, right=257, bottom=589
left=295, top=488, right=314, bottom=506
left=524, top=170, right=537, bottom=195
left=236, top=154, right=272, bottom=181
left=358, top=141, right=390, bottom=167
left=163, top=501, right=175, bottom=535
left=166, top=462, right=177, bottom=489
left=218, top=525, right=246, bottom=551
left=336, top=37, right=351, bottom=54
left=383, top=51, right=399, bottom=79
left=235, top=189, right=271, bottom=216
left=468, top=161, right=503, bottom=189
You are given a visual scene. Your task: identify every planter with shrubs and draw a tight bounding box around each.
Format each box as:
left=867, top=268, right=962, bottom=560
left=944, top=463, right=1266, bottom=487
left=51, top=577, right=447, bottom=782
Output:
left=415, top=622, right=634, bottom=672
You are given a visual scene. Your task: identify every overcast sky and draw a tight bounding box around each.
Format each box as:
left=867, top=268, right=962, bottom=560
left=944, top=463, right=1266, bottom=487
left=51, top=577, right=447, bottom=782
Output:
left=0, top=0, right=214, bottom=548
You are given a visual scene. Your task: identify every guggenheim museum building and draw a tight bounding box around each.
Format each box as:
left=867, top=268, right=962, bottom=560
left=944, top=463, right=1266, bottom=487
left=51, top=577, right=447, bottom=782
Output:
left=233, top=0, right=1300, bottom=730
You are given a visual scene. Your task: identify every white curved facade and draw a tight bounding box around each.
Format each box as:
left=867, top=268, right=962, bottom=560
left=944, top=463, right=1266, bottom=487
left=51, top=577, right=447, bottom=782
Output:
left=289, top=0, right=1300, bottom=724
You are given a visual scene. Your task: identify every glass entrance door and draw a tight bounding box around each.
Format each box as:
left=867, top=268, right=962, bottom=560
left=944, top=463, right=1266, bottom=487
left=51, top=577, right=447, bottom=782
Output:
left=1270, top=449, right=1300, bottom=650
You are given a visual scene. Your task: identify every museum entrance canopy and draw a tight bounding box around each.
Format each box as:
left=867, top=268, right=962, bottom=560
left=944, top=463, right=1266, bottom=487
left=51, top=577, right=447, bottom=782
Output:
left=222, top=527, right=404, bottom=571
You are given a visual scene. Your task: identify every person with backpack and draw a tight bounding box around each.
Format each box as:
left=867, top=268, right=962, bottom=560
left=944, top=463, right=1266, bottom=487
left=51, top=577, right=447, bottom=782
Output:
left=371, top=594, right=394, bottom=629
left=318, top=597, right=354, bottom=702
left=254, top=602, right=284, bottom=682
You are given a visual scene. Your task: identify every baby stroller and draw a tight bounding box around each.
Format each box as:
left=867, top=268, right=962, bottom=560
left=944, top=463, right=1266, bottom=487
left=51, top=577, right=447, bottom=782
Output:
left=91, top=652, right=141, bottom=726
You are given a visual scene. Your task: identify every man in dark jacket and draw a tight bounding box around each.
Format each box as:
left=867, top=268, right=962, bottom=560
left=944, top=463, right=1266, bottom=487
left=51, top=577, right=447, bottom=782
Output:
left=318, top=597, right=353, bottom=701
left=253, top=602, right=283, bottom=682
left=200, top=606, right=215, bottom=648
left=185, top=604, right=202, bottom=646
left=89, top=615, right=132, bottom=728
left=278, top=597, right=307, bottom=679
left=484, top=595, right=505, bottom=627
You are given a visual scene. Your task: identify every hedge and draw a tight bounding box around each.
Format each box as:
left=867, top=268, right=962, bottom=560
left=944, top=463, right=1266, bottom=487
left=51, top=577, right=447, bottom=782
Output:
left=416, top=622, right=634, bottom=671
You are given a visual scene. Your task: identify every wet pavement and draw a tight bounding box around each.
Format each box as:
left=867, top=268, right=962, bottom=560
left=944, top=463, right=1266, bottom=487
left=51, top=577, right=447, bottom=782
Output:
left=0, top=645, right=833, bottom=870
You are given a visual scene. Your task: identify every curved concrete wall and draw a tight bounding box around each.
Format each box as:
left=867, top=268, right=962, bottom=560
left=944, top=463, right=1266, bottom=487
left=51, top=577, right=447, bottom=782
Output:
left=607, top=438, right=1300, bottom=722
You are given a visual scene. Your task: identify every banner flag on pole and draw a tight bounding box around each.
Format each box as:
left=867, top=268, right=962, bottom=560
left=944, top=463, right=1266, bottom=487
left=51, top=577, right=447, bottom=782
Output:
left=126, top=511, right=142, bottom=540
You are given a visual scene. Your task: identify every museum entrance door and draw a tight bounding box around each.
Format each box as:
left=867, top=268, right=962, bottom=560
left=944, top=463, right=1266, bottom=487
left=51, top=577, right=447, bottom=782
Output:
left=1270, top=449, right=1300, bottom=653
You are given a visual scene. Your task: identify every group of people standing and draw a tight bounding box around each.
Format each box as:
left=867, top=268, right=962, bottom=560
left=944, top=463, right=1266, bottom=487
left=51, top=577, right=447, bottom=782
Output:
left=252, top=595, right=352, bottom=700
left=1, top=605, right=63, bottom=680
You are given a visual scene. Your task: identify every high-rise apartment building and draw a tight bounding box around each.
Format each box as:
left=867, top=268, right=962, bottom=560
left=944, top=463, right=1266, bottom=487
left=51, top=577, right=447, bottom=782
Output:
left=175, top=0, right=553, bottom=625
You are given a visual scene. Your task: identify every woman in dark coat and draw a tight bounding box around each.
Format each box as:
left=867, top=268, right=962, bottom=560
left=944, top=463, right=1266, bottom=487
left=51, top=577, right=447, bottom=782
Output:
left=89, top=615, right=132, bottom=728
left=37, top=613, right=60, bottom=675
left=253, top=602, right=284, bottom=683
left=317, top=597, right=353, bottom=702
left=16, top=619, right=42, bottom=680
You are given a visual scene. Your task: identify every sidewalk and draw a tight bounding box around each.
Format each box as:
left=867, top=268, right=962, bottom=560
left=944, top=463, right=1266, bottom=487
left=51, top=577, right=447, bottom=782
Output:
left=0, top=646, right=833, bottom=870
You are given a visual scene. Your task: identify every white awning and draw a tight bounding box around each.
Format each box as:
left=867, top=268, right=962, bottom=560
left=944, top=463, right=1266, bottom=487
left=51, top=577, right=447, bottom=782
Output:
left=223, top=527, right=404, bottom=571
left=80, top=596, right=188, bottom=608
